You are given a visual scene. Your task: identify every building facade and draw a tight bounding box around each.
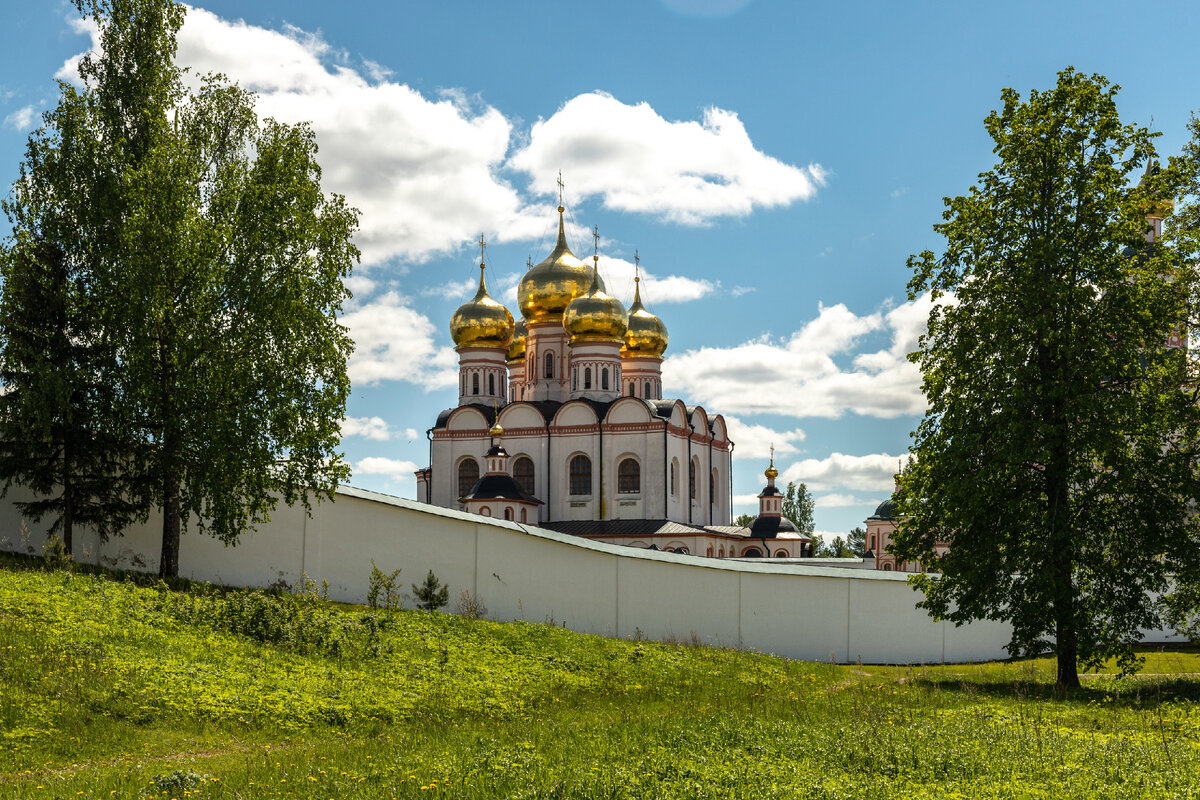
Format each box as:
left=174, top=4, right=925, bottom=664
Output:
left=416, top=205, right=739, bottom=537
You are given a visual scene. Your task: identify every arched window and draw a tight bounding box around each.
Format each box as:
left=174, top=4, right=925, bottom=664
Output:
left=718, top=547, right=725, bottom=557
left=710, top=469, right=717, bottom=505
left=488, top=373, right=495, bottom=395
left=883, top=563, right=893, bottom=571
left=670, top=458, right=678, bottom=496
left=617, top=458, right=640, bottom=494
left=584, top=367, right=592, bottom=389
left=743, top=547, right=761, bottom=558
left=644, top=380, right=651, bottom=399
left=460, top=373, right=465, bottom=394
left=775, top=550, right=788, bottom=558
left=544, top=351, right=554, bottom=379
left=601, top=368, right=609, bottom=390
left=513, top=456, right=535, bottom=497
left=706, top=546, right=713, bottom=557
left=569, top=455, right=592, bottom=495
left=572, top=369, right=578, bottom=391
left=689, top=459, right=697, bottom=501
left=480, top=506, right=491, bottom=517
left=504, top=507, right=513, bottom=521
left=472, top=373, right=480, bottom=395
left=458, top=458, right=480, bottom=498
left=629, top=381, right=635, bottom=396
left=520, top=507, right=527, bottom=523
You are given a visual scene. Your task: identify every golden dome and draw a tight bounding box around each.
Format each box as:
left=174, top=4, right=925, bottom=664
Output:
left=563, top=257, right=628, bottom=344
left=506, top=318, right=527, bottom=363
left=621, top=277, right=669, bottom=358
left=765, top=462, right=779, bottom=481
left=518, top=207, right=605, bottom=323
left=450, top=263, right=515, bottom=349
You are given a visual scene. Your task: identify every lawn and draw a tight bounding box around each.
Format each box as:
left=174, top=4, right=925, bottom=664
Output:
left=1, top=554, right=1197, bottom=799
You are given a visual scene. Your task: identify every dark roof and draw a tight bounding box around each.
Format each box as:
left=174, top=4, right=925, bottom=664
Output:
left=748, top=515, right=799, bottom=539
left=485, top=444, right=507, bottom=457
left=461, top=474, right=541, bottom=504
left=543, top=518, right=708, bottom=537
left=759, top=485, right=781, bottom=497
left=868, top=497, right=897, bottom=520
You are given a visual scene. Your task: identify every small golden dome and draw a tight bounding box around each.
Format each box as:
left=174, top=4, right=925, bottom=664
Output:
left=621, top=277, right=669, bottom=358
left=506, top=318, right=527, bottom=363
left=765, top=462, right=778, bottom=481
left=450, top=264, right=515, bottom=349
left=489, top=419, right=504, bottom=438
left=563, top=257, right=629, bottom=344
left=518, top=207, right=605, bottom=323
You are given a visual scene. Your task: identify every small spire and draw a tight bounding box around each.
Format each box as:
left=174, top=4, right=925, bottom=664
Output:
left=633, top=249, right=642, bottom=305
left=557, top=170, right=565, bottom=208
left=765, top=444, right=778, bottom=482
left=587, top=225, right=602, bottom=293
left=489, top=399, right=504, bottom=439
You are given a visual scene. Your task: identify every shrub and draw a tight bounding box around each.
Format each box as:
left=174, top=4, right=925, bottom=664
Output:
left=367, top=560, right=402, bottom=611
left=455, top=588, right=487, bottom=619
left=413, top=569, right=449, bottom=611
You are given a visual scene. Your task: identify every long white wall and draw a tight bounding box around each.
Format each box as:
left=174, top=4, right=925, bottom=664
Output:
left=0, top=484, right=1021, bottom=663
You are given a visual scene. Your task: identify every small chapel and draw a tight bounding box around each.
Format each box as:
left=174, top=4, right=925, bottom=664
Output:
left=414, top=195, right=811, bottom=558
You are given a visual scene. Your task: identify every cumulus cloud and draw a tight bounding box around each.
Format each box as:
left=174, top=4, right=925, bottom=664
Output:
left=781, top=452, right=904, bottom=493
left=341, top=416, right=392, bottom=441
left=353, top=456, right=419, bottom=483
left=597, top=255, right=716, bottom=306
left=3, top=105, right=37, bottom=131
left=510, top=92, right=826, bottom=225
left=813, top=493, right=876, bottom=508
left=663, top=294, right=939, bottom=419
left=56, top=12, right=824, bottom=267
left=342, top=291, right=457, bottom=389
left=722, top=416, right=805, bottom=461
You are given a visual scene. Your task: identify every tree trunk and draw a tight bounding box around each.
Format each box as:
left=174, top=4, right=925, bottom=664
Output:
left=61, top=437, right=73, bottom=555
left=160, top=459, right=180, bottom=578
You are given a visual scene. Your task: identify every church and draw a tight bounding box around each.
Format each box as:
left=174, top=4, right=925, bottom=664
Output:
left=414, top=201, right=812, bottom=558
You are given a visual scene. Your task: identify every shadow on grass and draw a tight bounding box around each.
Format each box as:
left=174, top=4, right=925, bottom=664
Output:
left=907, top=673, right=1200, bottom=707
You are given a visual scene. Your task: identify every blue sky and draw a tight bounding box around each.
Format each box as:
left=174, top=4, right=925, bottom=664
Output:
left=2, top=0, right=1199, bottom=538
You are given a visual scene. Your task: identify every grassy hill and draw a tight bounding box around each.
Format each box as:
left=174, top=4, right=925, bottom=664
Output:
left=1, top=554, right=1198, bottom=799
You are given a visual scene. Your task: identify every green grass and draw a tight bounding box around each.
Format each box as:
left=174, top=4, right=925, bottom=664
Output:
left=1, top=554, right=1198, bottom=799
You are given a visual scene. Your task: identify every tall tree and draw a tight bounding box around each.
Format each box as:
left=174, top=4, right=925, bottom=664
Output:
left=4, top=0, right=359, bottom=576
left=0, top=239, right=143, bottom=551
left=894, top=69, right=1200, bottom=689
left=846, top=526, right=866, bottom=558
left=782, top=481, right=816, bottom=550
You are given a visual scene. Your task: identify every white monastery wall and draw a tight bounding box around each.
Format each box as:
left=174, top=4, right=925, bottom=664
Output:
left=1, top=483, right=1068, bottom=664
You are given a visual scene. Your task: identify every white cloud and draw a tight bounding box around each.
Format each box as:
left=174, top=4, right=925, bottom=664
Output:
left=343, top=275, right=377, bottom=300
left=663, top=294, right=938, bottom=419
left=890, top=187, right=908, bottom=199
left=403, top=428, right=420, bottom=440
left=55, top=11, right=825, bottom=267
left=341, top=416, right=392, bottom=441
left=342, top=291, right=457, bottom=388
left=3, top=105, right=37, bottom=131
left=814, top=493, right=876, bottom=508
left=781, top=452, right=903, bottom=493
left=509, top=92, right=826, bottom=226
left=732, top=493, right=761, bottom=509
left=722, top=416, right=805, bottom=461
left=731, top=286, right=756, bottom=297
left=422, top=277, right=479, bottom=301
left=597, top=255, right=716, bottom=306
left=353, top=457, right=419, bottom=483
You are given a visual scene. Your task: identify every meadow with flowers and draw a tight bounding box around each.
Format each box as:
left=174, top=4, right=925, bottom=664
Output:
left=1, top=552, right=1198, bottom=799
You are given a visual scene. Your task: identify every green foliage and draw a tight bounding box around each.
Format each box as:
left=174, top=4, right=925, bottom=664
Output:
left=847, top=526, right=866, bottom=558
left=40, top=535, right=73, bottom=573
left=366, top=560, right=403, bottom=611
left=455, top=588, right=488, bottom=620
left=1, top=557, right=1199, bottom=798
left=2, top=0, right=359, bottom=578
left=733, top=513, right=755, bottom=527
left=896, top=68, right=1200, bottom=689
left=412, top=569, right=449, bottom=612
left=781, top=481, right=815, bottom=538
left=823, top=536, right=854, bottom=558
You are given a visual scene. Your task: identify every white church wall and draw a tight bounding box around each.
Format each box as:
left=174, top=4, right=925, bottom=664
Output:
left=0, top=484, right=1030, bottom=664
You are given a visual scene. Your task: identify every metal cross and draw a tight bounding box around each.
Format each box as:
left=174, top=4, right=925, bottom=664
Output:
left=477, top=233, right=486, bottom=264
left=634, top=249, right=640, bottom=279
left=769, top=443, right=775, bottom=464
left=592, top=225, right=600, bottom=257
left=557, top=171, right=565, bottom=206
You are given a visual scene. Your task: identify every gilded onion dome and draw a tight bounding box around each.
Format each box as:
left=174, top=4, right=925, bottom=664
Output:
left=450, top=263, right=515, bottom=349
left=518, top=207, right=605, bottom=323
left=563, top=256, right=629, bottom=344
left=621, top=276, right=669, bottom=358
left=506, top=318, right=527, bottom=363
